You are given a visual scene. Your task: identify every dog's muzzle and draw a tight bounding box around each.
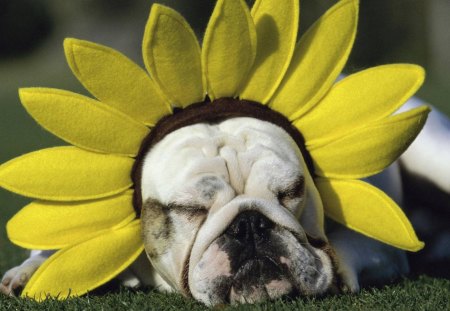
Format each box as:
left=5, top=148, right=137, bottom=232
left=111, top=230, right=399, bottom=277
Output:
left=222, top=211, right=292, bottom=300
left=188, top=198, right=333, bottom=305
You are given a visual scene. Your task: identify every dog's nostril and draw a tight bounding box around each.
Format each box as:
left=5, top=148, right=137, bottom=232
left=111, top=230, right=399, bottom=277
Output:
left=226, top=211, right=274, bottom=243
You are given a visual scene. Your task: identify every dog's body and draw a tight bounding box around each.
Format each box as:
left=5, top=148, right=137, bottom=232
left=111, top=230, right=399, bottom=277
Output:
left=1, top=96, right=449, bottom=305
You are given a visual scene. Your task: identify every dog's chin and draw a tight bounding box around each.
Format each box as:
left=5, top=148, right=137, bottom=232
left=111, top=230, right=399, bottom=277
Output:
left=230, top=257, right=295, bottom=304
left=189, top=228, right=334, bottom=305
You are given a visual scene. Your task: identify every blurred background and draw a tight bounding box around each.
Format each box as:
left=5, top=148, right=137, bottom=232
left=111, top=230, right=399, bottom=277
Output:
left=0, top=0, right=449, bottom=270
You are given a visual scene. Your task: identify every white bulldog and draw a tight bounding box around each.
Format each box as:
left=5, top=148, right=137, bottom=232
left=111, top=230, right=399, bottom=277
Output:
left=1, top=96, right=449, bottom=305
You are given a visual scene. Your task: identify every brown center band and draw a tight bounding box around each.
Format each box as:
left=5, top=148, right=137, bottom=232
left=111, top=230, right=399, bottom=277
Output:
left=131, top=98, right=313, bottom=217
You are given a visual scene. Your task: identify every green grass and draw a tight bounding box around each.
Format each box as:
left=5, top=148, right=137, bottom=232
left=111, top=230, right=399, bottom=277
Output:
left=0, top=276, right=448, bottom=310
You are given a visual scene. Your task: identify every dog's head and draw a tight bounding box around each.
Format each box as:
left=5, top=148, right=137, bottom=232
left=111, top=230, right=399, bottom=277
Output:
left=135, top=112, right=335, bottom=305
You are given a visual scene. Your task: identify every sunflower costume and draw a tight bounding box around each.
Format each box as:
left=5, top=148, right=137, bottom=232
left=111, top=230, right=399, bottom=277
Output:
left=0, top=0, right=428, bottom=300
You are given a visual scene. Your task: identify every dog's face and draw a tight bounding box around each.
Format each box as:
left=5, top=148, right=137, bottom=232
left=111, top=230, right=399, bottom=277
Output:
left=139, top=117, right=334, bottom=305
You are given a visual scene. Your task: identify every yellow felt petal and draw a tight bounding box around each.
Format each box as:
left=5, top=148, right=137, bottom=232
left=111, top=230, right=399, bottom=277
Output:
left=309, top=106, right=430, bottom=179
left=202, top=0, right=257, bottom=100
left=316, top=178, right=424, bottom=251
left=295, top=64, right=425, bottom=144
left=143, top=4, right=205, bottom=107
left=20, top=88, right=149, bottom=157
left=270, top=0, right=358, bottom=120
left=7, top=191, right=136, bottom=250
left=240, top=0, right=299, bottom=104
left=21, top=220, right=143, bottom=301
left=64, top=38, right=171, bottom=126
left=0, top=146, right=133, bottom=201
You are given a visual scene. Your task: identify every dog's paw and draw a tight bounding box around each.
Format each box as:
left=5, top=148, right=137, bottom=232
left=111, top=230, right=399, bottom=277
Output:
left=1, top=265, right=33, bottom=296
left=329, top=241, right=360, bottom=294
left=117, top=269, right=142, bottom=288
left=1, top=256, right=46, bottom=297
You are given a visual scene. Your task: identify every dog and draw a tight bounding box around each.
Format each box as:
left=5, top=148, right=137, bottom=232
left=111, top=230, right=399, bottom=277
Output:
left=1, top=94, right=449, bottom=305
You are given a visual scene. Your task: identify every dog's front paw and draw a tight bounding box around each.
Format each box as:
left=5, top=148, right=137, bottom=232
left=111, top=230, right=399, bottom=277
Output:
left=329, top=238, right=360, bottom=294
left=1, top=265, right=33, bottom=296
left=1, top=255, right=47, bottom=297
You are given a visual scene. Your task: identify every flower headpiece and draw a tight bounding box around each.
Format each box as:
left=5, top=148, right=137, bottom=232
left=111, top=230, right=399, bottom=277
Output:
left=0, top=0, right=428, bottom=300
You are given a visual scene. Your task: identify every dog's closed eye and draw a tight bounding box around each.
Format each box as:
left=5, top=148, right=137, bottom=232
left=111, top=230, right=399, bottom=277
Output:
left=167, top=203, right=208, bottom=218
left=276, top=176, right=305, bottom=209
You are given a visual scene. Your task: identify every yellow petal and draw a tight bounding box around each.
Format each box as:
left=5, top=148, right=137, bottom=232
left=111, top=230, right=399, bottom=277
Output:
left=20, top=88, right=149, bottom=157
left=295, top=64, right=425, bottom=144
left=309, top=106, right=430, bottom=179
left=316, top=178, right=424, bottom=251
left=143, top=4, right=205, bottom=107
left=202, top=0, right=257, bottom=100
left=270, top=0, right=358, bottom=120
left=0, top=146, right=133, bottom=201
left=7, top=191, right=136, bottom=250
left=240, top=0, right=299, bottom=104
left=21, top=220, right=143, bottom=301
left=64, top=38, right=171, bottom=126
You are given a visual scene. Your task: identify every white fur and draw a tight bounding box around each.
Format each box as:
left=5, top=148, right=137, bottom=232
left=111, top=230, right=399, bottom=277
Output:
left=141, top=118, right=333, bottom=304
left=397, top=97, right=450, bottom=193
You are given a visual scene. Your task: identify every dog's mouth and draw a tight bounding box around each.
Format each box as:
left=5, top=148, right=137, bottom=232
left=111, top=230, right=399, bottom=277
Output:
left=188, top=211, right=334, bottom=305
left=228, top=256, right=294, bottom=304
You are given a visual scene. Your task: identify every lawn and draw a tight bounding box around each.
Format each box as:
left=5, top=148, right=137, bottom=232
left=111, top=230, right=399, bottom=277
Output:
left=0, top=276, right=448, bottom=310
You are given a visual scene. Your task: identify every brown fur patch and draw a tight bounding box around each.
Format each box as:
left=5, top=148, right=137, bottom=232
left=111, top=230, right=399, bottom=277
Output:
left=141, top=198, right=173, bottom=259
left=168, top=203, right=208, bottom=221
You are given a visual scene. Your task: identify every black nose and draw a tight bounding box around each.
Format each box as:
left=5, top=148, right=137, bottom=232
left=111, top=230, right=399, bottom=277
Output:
left=226, top=211, right=274, bottom=244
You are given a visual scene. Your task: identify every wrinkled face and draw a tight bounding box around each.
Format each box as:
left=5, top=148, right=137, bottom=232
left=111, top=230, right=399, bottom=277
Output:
left=139, top=117, right=334, bottom=305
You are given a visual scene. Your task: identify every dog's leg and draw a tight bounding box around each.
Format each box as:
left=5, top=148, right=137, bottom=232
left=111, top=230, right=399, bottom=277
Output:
left=1, top=250, right=170, bottom=295
left=398, top=97, right=450, bottom=193
left=0, top=250, right=53, bottom=296
left=330, top=99, right=450, bottom=288
left=397, top=98, right=450, bottom=277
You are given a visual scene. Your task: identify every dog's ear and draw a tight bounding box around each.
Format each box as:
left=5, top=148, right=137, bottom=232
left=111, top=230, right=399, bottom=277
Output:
left=300, top=183, right=327, bottom=242
left=296, top=157, right=327, bottom=242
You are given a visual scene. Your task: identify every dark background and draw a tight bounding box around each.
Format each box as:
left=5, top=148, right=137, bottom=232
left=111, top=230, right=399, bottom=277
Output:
left=0, top=0, right=449, bottom=270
